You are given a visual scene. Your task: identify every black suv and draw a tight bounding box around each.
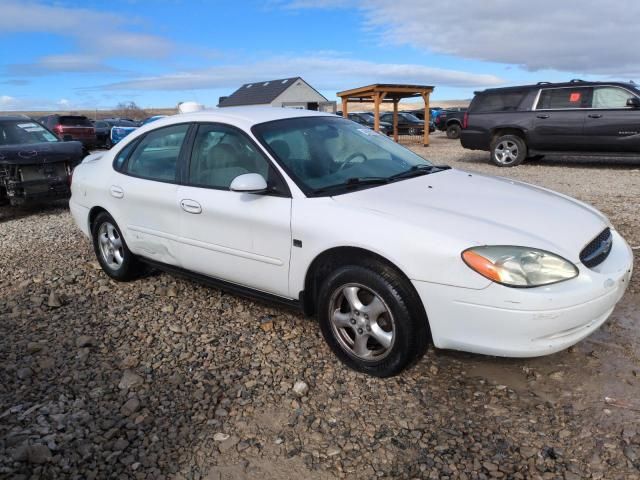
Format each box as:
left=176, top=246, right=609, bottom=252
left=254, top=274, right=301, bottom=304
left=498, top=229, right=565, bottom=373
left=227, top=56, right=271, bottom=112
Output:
left=461, top=80, right=640, bottom=166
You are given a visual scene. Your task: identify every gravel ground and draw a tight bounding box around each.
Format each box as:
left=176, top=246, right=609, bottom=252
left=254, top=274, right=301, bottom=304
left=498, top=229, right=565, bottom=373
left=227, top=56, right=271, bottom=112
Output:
left=0, top=133, right=639, bottom=479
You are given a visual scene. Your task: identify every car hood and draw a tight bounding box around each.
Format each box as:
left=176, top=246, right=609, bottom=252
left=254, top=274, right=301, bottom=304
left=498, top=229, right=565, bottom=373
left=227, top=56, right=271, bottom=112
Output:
left=331, top=168, right=609, bottom=262
left=0, top=141, right=84, bottom=166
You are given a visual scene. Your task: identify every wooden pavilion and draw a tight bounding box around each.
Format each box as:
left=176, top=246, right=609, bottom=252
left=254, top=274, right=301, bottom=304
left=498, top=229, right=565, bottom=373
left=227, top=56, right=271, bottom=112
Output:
left=336, top=84, right=435, bottom=146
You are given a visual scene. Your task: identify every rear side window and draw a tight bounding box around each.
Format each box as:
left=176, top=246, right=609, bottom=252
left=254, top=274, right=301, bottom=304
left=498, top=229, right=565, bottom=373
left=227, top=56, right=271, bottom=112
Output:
left=113, top=140, right=138, bottom=171
left=59, top=116, right=92, bottom=127
left=536, top=87, right=592, bottom=109
left=124, top=124, right=189, bottom=182
left=471, top=91, right=526, bottom=112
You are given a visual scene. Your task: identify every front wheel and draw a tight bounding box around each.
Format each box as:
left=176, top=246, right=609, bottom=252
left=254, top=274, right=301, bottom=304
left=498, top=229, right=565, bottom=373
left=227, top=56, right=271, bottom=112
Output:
left=446, top=123, right=461, bottom=139
left=91, top=212, right=141, bottom=281
left=490, top=134, right=527, bottom=167
left=317, top=264, right=429, bottom=377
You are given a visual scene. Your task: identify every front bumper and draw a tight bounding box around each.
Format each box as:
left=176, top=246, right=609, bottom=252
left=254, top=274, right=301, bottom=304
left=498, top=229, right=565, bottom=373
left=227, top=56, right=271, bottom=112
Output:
left=412, top=230, right=633, bottom=357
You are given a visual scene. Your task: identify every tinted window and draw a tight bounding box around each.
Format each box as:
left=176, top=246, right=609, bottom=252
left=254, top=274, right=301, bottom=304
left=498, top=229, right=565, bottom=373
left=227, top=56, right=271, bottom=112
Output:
left=592, top=87, right=634, bottom=108
left=113, top=139, right=138, bottom=171
left=0, top=121, right=59, bottom=145
left=472, top=91, right=526, bottom=112
left=59, top=116, right=92, bottom=126
left=188, top=124, right=273, bottom=190
left=536, top=87, right=592, bottom=109
left=125, top=124, right=188, bottom=182
left=95, top=121, right=108, bottom=128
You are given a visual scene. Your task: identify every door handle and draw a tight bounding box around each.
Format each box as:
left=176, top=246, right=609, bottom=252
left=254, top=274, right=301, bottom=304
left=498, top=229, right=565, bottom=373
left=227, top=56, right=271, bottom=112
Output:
left=536, top=114, right=550, bottom=119
left=110, top=185, right=124, bottom=199
left=180, top=199, right=202, bottom=214
left=588, top=113, right=603, bottom=118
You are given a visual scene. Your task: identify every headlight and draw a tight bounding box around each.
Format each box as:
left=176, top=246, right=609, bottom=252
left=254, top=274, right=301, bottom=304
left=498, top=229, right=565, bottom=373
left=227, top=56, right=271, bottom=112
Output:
left=462, top=246, right=578, bottom=287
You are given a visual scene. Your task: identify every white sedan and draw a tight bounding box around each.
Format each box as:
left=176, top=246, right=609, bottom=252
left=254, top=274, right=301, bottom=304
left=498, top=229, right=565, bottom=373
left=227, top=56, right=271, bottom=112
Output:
left=69, top=107, right=633, bottom=377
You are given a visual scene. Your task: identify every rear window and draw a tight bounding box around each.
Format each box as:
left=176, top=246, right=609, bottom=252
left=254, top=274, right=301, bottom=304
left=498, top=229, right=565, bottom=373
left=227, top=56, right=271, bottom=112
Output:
left=59, top=116, right=92, bottom=126
left=536, top=87, right=592, bottom=109
left=0, top=121, right=59, bottom=145
left=471, top=91, right=526, bottom=113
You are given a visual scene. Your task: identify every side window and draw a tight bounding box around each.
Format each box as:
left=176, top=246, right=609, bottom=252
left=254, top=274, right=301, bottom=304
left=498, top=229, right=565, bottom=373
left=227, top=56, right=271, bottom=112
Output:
left=124, top=124, right=188, bottom=182
left=592, top=87, right=634, bottom=109
left=536, top=87, right=592, bottom=109
left=472, top=91, right=525, bottom=112
left=113, top=139, right=138, bottom=171
left=188, top=124, right=275, bottom=191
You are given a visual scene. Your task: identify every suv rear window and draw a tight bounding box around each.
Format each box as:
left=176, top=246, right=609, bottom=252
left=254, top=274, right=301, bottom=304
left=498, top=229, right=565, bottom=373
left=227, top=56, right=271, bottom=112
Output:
left=470, top=91, right=526, bottom=112
left=59, top=116, right=92, bottom=126
left=536, top=87, right=592, bottom=109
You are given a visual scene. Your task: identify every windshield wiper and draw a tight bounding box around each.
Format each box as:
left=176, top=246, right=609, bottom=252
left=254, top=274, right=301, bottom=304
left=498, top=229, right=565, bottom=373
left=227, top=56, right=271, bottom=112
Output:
left=388, top=164, right=448, bottom=181
left=311, top=176, right=389, bottom=195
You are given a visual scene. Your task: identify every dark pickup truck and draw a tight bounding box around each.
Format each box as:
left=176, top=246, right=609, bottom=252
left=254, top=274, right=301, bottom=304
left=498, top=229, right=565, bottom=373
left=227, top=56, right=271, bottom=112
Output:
left=434, top=108, right=467, bottom=139
left=461, top=80, right=640, bottom=166
left=0, top=117, right=84, bottom=205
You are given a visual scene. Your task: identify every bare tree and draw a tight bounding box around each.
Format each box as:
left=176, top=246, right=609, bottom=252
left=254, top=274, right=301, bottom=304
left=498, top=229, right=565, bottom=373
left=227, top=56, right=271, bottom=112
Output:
left=114, top=101, right=148, bottom=121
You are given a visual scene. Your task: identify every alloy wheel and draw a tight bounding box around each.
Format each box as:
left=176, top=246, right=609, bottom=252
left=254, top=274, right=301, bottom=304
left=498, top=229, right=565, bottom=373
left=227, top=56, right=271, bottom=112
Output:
left=329, top=283, right=395, bottom=360
left=494, top=140, right=519, bottom=165
left=98, top=222, right=124, bottom=269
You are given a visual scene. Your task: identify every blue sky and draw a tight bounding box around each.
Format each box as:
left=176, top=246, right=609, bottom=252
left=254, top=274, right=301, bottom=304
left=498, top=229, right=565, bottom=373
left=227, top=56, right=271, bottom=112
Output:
left=0, top=0, right=636, bottom=111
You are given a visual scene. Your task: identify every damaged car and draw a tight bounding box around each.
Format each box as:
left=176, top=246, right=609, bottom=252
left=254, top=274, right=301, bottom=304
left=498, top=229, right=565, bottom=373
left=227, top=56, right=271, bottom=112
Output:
left=0, top=116, right=84, bottom=205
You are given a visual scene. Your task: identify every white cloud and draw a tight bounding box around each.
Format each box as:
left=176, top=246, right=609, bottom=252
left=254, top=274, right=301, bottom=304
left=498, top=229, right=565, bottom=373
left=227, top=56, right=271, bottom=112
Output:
left=90, top=54, right=504, bottom=92
left=283, top=0, right=640, bottom=77
left=366, top=1, right=640, bottom=76
left=0, top=1, right=173, bottom=69
left=6, top=54, right=117, bottom=76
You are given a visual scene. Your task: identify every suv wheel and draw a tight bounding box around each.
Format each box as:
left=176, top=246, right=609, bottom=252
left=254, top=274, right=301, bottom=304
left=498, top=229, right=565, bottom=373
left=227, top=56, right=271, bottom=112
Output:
left=446, top=123, right=461, bottom=139
left=317, top=263, right=429, bottom=377
left=91, top=212, right=141, bottom=281
left=490, top=134, right=527, bottom=167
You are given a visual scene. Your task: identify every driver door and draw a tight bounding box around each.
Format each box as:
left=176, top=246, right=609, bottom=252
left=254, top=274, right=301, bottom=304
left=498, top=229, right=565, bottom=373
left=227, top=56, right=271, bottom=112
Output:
left=176, top=123, right=293, bottom=297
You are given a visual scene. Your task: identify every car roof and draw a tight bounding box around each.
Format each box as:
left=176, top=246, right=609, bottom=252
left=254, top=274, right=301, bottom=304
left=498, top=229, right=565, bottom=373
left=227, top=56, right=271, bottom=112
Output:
left=477, top=80, right=638, bottom=94
left=142, top=106, right=335, bottom=130
left=0, top=115, right=36, bottom=122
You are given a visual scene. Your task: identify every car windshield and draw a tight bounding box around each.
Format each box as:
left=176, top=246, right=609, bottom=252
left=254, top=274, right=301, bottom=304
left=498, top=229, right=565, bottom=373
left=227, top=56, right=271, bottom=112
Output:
left=0, top=121, right=59, bottom=146
left=252, top=116, right=438, bottom=196
left=400, top=113, right=421, bottom=122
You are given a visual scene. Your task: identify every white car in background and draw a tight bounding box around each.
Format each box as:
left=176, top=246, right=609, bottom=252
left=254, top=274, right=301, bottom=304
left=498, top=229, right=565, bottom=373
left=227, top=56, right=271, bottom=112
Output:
left=69, top=107, right=633, bottom=377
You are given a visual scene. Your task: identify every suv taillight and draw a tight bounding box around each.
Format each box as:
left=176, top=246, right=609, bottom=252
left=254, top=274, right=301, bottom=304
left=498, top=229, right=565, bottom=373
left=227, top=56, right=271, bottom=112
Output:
left=462, top=112, right=469, bottom=129
left=54, top=124, right=63, bottom=133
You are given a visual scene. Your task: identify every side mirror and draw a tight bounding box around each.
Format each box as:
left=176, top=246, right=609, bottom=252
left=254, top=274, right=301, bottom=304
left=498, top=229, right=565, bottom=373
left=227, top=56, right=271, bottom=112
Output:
left=229, top=173, right=268, bottom=193
left=627, top=97, right=640, bottom=108
left=62, top=134, right=73, bottom=141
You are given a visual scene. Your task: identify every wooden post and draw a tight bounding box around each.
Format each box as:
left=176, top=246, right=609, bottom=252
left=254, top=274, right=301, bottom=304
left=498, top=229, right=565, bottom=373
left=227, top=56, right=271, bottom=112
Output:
left=341, top=97, right=348, bottom=118
left=393, top=98, right=399, bottom=142
left=421, top=91, right=431, bottom=147
left=373, top=93, right=381, bottom=132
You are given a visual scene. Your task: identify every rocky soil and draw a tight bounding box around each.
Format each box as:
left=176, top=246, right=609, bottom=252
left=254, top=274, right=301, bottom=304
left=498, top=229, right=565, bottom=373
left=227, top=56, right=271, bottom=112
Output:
left=0, top=133, right=639, bottom=479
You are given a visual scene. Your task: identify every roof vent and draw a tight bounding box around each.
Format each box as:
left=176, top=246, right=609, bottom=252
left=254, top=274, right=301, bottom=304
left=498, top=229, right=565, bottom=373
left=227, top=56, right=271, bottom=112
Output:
left=282, top=79, right=288, bottom=84
left=263, top=82, right=269, bottom=86
left=246, top=84, right=252, bottom=88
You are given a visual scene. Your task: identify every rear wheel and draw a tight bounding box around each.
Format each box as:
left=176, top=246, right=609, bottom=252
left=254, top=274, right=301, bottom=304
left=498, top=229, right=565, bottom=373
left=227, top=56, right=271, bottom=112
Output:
left=446, top=123, right=461, bottom=139
left=317, top=263, right=429, bottom=377
left=91, top=212, right=141, bottom=281
left=490, top=134, right=527, bottom=167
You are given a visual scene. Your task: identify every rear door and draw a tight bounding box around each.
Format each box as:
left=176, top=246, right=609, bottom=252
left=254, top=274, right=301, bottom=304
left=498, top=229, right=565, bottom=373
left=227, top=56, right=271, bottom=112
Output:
left=530, top=86, right=592, bottom=151
left=583, top=86, right=640, bottom=152
left=110, top=123, right=191, bottom=265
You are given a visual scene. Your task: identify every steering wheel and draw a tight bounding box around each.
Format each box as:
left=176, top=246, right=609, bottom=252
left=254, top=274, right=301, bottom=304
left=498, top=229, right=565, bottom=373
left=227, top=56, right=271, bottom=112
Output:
left=338, top=152, right=368, bottom=171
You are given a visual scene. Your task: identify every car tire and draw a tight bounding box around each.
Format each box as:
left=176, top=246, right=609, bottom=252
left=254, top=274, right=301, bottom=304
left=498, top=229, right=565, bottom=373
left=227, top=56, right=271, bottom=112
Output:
left=0, top=186, right=8, bottom=205
left=490, top=134, right=527, bottom=167
left=91, top=212, right=141, bottom=281
left=317, top=263, right=429, bottom=377
left=446, top=123, right=461, bottom=139
left=408, top=127, right=417, bottom=136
